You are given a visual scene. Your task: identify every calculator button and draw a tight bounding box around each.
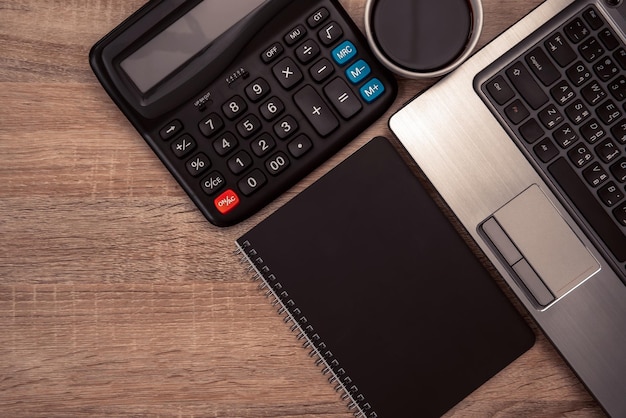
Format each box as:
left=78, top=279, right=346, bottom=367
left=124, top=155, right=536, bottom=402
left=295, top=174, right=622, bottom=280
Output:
left=345, top=59, right=371, bottom=84
left=274, top=115, right=299, bottom=139
left=260, top=96, right=285, bottom=121
left=214, top=189, right=240, bottom=215
left=171, top=134, right=196, bottom=158
left=228, top=150, right=253, bottom=175
left=296, top=39, right=320, bottom=64
left=285, top=24, right=307, bottom=46
left=273, top=58, right=303, bottom=89
left=201, top=171, right=226, bottom=196
left=160, top=120, right=183, bottom=140
left=308, top=7, right=329, bottom=28
left=288, top=134, right=313, bottom=158
left=236, top=115, right=262, bottom=138
left=266, top=152, right=291, bottom=176
left=359, top=78, right=386, bottom=103
left=310, top=58, right=335, bottom=82
left=199, top=113, right=224, bottom=137
left=324, top=78, right=362, bottom=119
left=294, top=85, right=339, bottom=136
left=239, top=169, right=267, bottom=196
left=186, top=153, right=211, bottom=177
left=261, top=42, right=284, bottom=63
left=213, top=132, right=239, bottom=156
left=332, top=40, right=357, bottom=66
left=245, top=78, right=271, bottom=102
left=319, top=21, right=343, bottom=46
left=250, top=133, right=276, bottom=157
left=222, top=95, right=248, bottom=120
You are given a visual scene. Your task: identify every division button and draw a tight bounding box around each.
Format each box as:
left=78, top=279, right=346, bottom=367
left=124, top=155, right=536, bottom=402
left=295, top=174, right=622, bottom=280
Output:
left=294, top=85, right=339, bottom=136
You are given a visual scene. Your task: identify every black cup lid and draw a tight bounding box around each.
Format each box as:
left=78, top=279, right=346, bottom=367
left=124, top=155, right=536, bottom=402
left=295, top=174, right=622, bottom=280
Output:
left=371, top=0, right=473, bottom=72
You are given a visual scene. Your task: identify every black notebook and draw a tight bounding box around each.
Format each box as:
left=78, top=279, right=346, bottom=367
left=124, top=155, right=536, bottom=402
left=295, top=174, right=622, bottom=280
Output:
left=236, top=137, right=535, bottom=417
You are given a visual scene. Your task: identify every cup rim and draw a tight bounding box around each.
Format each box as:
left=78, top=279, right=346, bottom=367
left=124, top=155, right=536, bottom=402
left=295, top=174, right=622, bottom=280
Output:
left=364, top=0, right=484, bottom=79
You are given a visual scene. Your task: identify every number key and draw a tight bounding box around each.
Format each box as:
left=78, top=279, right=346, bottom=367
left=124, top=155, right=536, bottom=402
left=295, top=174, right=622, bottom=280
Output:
left=199, top=113, right=224, bottom=137
left=213, top=132, right=239, bottom=156
left=238, top=169, right=267, bottom=196
left=250, top=133, right=276, bottom=157
left=274, top=115, right=298, bottom=139
left=266, top=152, right=290, bottom=176
left=260, top=97, right=285, bottom=121
left=236, top=115, right=262, bottom=138
left=222, top=95, right=248, bottom=120
left=228, top=150, right=253, bottom=175
left=245, top=78, right=271, bottom=102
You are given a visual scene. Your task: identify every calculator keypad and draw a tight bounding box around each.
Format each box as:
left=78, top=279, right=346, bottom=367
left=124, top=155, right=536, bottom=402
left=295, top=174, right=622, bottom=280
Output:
left=156, top=1, right=396, bottom=225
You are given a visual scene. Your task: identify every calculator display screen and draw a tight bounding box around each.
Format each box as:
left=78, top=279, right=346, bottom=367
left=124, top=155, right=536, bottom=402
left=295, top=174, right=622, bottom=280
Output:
left=121, top=0, right=267, bottom=93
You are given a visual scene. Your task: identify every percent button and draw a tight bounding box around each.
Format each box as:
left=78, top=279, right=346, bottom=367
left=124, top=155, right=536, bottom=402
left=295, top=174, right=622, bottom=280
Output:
left=186, top=153, right=211, bottom=177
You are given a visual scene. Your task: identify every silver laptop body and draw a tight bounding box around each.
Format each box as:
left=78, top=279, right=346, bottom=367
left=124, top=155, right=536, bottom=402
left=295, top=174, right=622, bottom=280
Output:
left=390, top=0, right=626, bottom=415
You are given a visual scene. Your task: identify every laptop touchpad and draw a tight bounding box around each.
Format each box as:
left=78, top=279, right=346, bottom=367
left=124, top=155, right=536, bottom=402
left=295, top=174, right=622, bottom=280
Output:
left=482, top=185, right=600, bottom=306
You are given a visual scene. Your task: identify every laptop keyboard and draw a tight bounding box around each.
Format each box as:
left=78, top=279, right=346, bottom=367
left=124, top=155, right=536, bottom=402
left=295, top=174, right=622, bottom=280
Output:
left=480, top=5, right=626, bottom=271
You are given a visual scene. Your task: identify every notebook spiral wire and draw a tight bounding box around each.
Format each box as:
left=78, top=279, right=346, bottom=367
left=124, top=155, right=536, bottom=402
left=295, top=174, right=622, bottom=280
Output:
left=236, top=241, right=377, bottom=418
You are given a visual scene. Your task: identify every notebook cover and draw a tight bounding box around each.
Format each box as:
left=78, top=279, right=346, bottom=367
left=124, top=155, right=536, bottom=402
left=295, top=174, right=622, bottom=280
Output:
left=236, top=137, right=535, bottom=417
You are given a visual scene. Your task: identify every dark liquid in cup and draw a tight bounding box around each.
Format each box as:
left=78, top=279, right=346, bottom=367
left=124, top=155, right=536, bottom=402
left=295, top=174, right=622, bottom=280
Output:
left=372, top=0, right=473, bottom=72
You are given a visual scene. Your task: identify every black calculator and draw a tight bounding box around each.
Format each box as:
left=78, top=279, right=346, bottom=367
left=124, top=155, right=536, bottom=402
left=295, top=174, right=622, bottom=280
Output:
left=90, top=0, right=397, bottom=226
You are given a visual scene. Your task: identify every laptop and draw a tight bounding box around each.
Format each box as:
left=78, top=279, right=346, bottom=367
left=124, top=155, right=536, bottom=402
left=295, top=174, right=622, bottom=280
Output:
left=389, top=0, right=626, bottom=416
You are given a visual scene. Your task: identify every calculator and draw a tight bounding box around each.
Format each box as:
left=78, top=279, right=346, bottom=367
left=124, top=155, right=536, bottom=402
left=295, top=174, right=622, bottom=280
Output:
left=90, top=0, right=397, bottom=226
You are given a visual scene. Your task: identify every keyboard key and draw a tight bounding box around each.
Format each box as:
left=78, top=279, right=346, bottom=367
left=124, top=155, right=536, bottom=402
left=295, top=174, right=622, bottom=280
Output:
left=250, top=133, right=276, bottom=158
left=171, top=134, right=196, bottom=158
left=551, top=80, right=576, bottom=105
left=594, top=57, right=619, bottom=81
left=614, top=48, right=626, bottom=69
left=596, top=139, right=621, bottom=164
left=548, top=157, right=626, bottom=261
left=324, top=77, right=362, bottom=119
left=581, top=119, right=606, bottom=144
left=260, top=97, right=285, bottom=121
left=186, top=153, right=211, bottom=177
left=583, top=162, right=609, bottom=187
left=554, top=123, right=578, bottom=148
left=564, top=18, right=590, bottom=44
left=213, top=132, right=238, bottom=156
left=345, top=59, right=371, bottom=84
left=565, top=99, right=591, bottom=124
left=331, top=40, right=357, bottom=65
left=236, top=115, right=262, bottom=138
left=612, top=120, right=626, bottom=144
left=614, top=202, right=626, bottom=227
left=520, top=119, right=544, bottom=143
left=284, top=24, right=307, bottom=46
left=608, top=76, right=626, bottom=101
left=274, top=115, right=299, bottom=139
left=201, top=171, right=226, bottom=196
left=539, top=104, right=564, bottom=129
left=222, top=95, right=248, bottom=120
left=611, top=158, right=626, bottom=182
left=597, top=100, right=622, bottom=125
left=545, top=32, right=577, bottom=67
left=526, top=47, right=560, bottom=85
left=199, top=113, right=224, bottom=137
left=245, top=78, right=271, bottom=102
left=228, top=150, right=253, bottom=175
left=294, top=85, right=338, bottom=136
left=310, top=58, right=335, bottom=82
left=265, top=152, right=290, bottom=176
left=583, top=7, right=604, bottom=30
left=160, top=120, right=183, bottom=140
left=581, top=81, right=607, bottom=105
left=534, top=138, right=559, bottom=163
left=505, top=99, right=530, bottom=124
left=214, top=189, right=240, bottom=215
left=261, top=42, right=284, bottom=63
left=288, top=135, right=313, bottom=158
left=599, top=28, right=619, bottom=51
left=360, top=78, right=386, bottom=103
left=486, top=75, right=515, bottom=105
left=319, top=21, right=343, bottom=46
left=296, top=39, right=321, bottom=64
left=307, top=7, right=330, bottom=28
left=238, top=169, right=267, bottom=196
left=506, top=62, right=548, bottom=109
left=598, top=182, right=624, bottom=206
left=273, top=57, right=303, bottom=89
left=568, top=142, right=594, bottom=167
left=567, top=61, right=592, bottom=86
left=579, top=37, right=604, bottom=62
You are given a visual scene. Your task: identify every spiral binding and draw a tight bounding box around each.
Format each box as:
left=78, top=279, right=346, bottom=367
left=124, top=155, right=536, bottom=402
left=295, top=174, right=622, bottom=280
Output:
left=236, top=240, right=377, bottom=418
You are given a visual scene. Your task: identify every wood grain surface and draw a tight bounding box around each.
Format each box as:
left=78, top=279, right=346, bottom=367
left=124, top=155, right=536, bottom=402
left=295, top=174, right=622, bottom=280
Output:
left=0, top=0, right=607, bottom=416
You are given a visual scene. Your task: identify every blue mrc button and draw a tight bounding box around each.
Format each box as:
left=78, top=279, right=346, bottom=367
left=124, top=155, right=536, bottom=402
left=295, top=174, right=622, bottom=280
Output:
left=346, top=60, right=371, bottom=84
left=360, top=78, right=385, bottom=103
left=331, top=41, right=357, bottom=65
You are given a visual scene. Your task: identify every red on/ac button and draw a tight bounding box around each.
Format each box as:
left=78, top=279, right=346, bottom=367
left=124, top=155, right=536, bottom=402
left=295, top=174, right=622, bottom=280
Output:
left=214, top=189, right=240, bottom=214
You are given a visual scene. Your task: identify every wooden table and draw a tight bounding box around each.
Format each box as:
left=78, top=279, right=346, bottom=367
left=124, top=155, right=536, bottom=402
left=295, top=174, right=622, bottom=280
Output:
left=0, top=0, right=606, bottom=416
